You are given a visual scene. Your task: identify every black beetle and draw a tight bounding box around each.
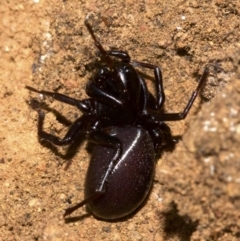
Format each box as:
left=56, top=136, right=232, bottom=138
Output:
left=26, top=19, right=209, bottom=220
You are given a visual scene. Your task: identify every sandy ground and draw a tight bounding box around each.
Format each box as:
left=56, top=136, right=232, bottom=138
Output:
left=1, top=0, right=240, bottom=240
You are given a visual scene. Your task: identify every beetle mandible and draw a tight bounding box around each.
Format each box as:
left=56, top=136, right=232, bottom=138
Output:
left=26, top=19, right=209, bottom=220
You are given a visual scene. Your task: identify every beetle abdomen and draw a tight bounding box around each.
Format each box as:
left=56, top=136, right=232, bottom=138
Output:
left=85, top=126, right=155, bottom=220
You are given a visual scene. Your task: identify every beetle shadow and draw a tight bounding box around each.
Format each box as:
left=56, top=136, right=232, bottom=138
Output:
left=26, top=99, right=85, bottom=164
left=158, top=201, right=199, bottom=241
left=64, top=213, right=92, bottom=223
left=63, top=199, right=151, bottom=224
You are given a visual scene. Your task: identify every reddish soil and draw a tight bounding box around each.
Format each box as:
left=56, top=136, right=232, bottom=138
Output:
left=1, top=0, right=240, bottom=240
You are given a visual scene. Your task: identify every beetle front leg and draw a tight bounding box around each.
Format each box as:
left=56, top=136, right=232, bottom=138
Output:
left=64, top=131, right=122, bottom=217
left=26, top=86, right=96, bottom=114
left=86, top=80, right=123, bottom=107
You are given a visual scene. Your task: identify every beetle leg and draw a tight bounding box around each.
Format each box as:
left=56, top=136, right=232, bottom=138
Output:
left=137, top=75, right=156, bottom=115
left=86, top=130, right=122, bottom=191
left=131, top=61, right=165, bottom=110
left=64, top=130, right=122, bottom=217
left=64, top=192, right=103, bottom=217
left=36, top=111, right=93, bottom=146
left=151, top=66, right=209, bottom=121
left=86, top=80, right=123, bottom=107
left=26, top=86, right=97, bottom=114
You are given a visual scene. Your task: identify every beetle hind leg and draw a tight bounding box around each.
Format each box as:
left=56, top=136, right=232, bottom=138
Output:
left=153, top=66, right=209, bottom=121
left=64, top=192, right=103, bottom=217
